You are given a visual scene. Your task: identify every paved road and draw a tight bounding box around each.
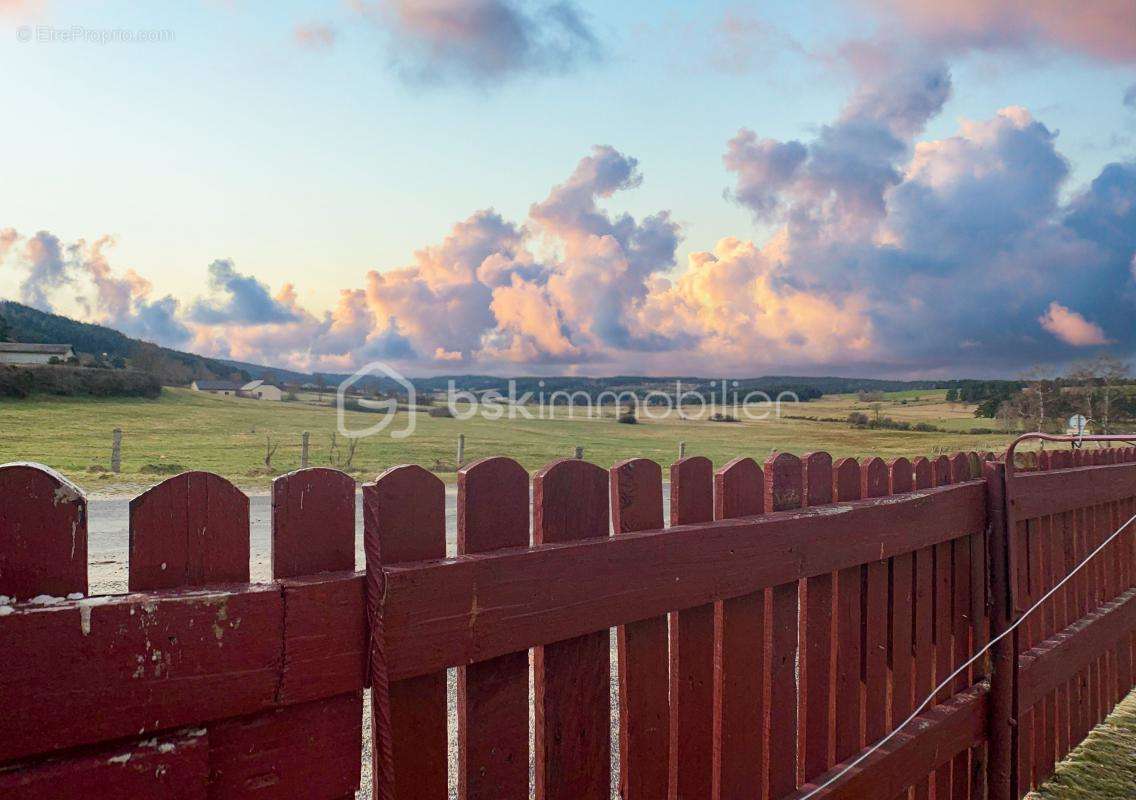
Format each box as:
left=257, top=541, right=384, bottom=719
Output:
left=87, top=486, right=672, bottom=594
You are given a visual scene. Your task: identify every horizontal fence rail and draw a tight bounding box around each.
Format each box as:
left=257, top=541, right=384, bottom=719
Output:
left=0, top=443, right=1133, bottom=799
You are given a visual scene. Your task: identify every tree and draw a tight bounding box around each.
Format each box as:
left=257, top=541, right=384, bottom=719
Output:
left=945, top=388, right=958, bottom=403
left=1066, top=355, right=1131, bottom=433
left=0, top=312, right=10, bottom=342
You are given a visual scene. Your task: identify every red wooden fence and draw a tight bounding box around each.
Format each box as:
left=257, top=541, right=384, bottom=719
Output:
left=0, top=446, right=1133, bottom=799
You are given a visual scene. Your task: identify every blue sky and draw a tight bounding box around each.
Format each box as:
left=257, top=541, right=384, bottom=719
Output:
left=1, top=1, right=1134, bottom=376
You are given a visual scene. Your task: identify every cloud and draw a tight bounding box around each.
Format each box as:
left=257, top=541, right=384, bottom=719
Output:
left=354, top=0, right=602, bottom=85
left=76, top=236, right=191, bottom=345
left=12, top=93, right=1136, bottom=375
left=858, top=0, right=1136, bottom=63
left=294, top=23, right=336, bottom=50
left=727, top=51, right=952, bottom=228
left=1039, top=302, right=1112, bottom=346
left=0, top=228, right=17, bottom=262
left=189, top=259, right=303, bottom=325
left=19, top=231, right=70, bottom=311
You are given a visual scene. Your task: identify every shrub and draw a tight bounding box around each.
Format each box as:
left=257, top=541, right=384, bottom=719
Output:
left=0, top=365, right=161, bottom=398
left=847, top=411, right=870, bottom=427
left=428, top=406, right=454, bottom=418
left=710, top=412, right=738, bottom=422
left=618, top=411, right=638, bottom=424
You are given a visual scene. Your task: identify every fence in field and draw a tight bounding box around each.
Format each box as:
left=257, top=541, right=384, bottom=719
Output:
left=0, top=446, right=1133, bottom=800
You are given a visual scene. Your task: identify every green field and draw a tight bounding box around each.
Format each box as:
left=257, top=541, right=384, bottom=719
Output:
left=1030, top=689, right=1136, bottom=799
left=0, top=388, right=1018, bottom=492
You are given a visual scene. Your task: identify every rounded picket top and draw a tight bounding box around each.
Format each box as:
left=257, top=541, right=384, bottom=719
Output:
left=271, top=467, right=357, bottom=579
left=364, top=464, right=446, bottom=567
left=764, top=452, right=803, bottom=511
left=714, top=457, right=763, bottom=519
left=532, top=458, right=609, bottom=544
left=833, top=457, right=861, bottom=501
left=128, top=471, right=250, bottom=591
left=458, top=456, right=529, bottom=553
left=888, top=457, right=914, bottom=494
left=912, top=456, right=932, bottom=489
left=610, top=457, right=664, bottom=533
left=801, top=452, right=833, bottom=507
left=949, top=452, right=971, bottom=482
left=933, top=455, right=952, bottom=485
left=0, top=462, right=87, bottom=599
left=670, top=456, right=714, bottom=525
left=861, top=457, right=888, bottom=498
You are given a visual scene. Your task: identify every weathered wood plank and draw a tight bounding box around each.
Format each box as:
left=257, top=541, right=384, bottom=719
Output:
left=787, top=684, right=988, bottom=800
left=456, top=457, right=530, bottom=800
left=766, top=452, right=802, bottom=798
left=129, top=472, right=249, bottom=591
left=380, top=481, right=987, bottom=681
left=832, top=458, right=863, bottom=766
left=533, top=459, right=611, bottom=800
left=1019, top=588, right=1136, bottom=710
left=612, top=458, right=669, bottom=800
left=1010, top=462, right=1136, bottom=520
left=364, top=465, right=448, bottom=800
left=669, top=455, right=715, bottom=800
left=0, top=727, right=208, bottom=800
left=801, top=452, right=834, bottom=785
left=0, top=463, right=87, bottom=599
left=0, top=586, right=282, bottom=763
left=209, top=693, right=363, bottom=799
left=711, top=456, right=764, bottom=800
left=271, top=468, right=356, bottom=578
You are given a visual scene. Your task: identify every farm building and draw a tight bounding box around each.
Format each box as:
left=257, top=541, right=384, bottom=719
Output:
left=240, top=379, right=284, bottom=401
left=191, top=379, right=240, bottom=396
left=0, top=342, right=74, bottom=365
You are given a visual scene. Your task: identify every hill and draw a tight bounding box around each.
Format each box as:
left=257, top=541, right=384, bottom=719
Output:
left=0, top=301, right=250, bottom=385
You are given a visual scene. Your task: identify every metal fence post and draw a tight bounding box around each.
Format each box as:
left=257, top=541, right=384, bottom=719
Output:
left=985, top=460, right=1017, bottom=800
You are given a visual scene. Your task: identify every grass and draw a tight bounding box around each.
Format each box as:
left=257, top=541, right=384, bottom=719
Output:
left=0, top=387, right=1020, bottom=491
left=1029, top=689, right=1136, bottom=799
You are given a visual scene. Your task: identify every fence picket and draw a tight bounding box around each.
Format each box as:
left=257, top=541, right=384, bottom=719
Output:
left=3, top=445, right=1136, bottom=800
left=129, top=471, right=249, bottom=590
left=0, top=463, right=87, bottom=599
left=712, top=456, right=765, bottom=800
left=911, top=457, right=935, bottom=800
left=765, top=453, right=802, bottom=797
left=801, top=452, right=834, bottom=787
left=886, top=457, right=915, bottom=800
left=832, top=458, right=863, bottom=768
left=860, top=458, right=889, bottom=749
left=457, top=457, right=530, bottom=800
left=611, top=458, right=669, bottom=800
left=533, top=459, right=611, bottom=800
left=949, top=456, right=973, bottom=800
left=669, top=456, right=716, bottom=799
left=365, top=465, right=448, bottom=800
left=272, top=467, right=356, bottom=578
left=933, top=458, right=955, bottom=799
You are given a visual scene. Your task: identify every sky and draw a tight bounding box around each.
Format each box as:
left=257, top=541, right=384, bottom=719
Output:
left=0, top=0, right=1134, bottom=378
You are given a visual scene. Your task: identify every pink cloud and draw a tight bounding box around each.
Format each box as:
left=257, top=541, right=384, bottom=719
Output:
left=1039, top=302, right=1112, bottom=346
left=861, top=0, right=1136, bottom=63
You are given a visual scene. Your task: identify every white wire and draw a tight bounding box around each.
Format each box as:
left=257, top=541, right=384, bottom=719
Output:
left=800, top=507, right=1136, bottom=799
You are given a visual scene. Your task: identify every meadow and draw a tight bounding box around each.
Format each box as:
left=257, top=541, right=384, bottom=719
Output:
left=0, top=387, right=1018, bottom=492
